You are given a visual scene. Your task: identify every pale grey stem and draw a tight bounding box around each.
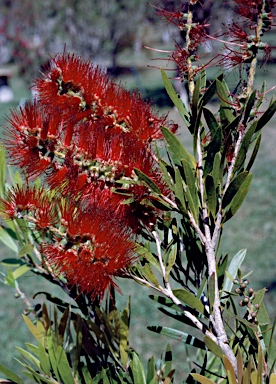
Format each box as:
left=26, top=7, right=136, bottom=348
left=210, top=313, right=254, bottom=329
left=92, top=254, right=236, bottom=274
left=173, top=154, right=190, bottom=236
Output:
left=196, top=126, right=238, bottom=374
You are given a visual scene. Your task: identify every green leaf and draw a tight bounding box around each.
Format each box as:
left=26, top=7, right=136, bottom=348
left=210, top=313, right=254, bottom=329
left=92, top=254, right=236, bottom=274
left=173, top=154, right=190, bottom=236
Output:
left=242, top=90, right=257, bottom=124
left=191, top=373, right=215, bottom=384
left=212, top=152, right=222, bottom=189
left=203, top=107, right=220, bottom=137
left=163, top=344, right=173, bottom=378
left=201, top=74, right=223, bottom=106
left=255, top=99, right=276, bottom=133
left=0, top=364, right=24, bottom=384
left=216, top=79, right=235, bottom=124
left=222, top=249, right=246, bottom=300
left=5, top=269, right=17, bottom=289
left=149, top=295, right=180, bottom=312
left=134, top=168, right=161, bottom=194
left=192, top=73, right=202, bottom=118
left=119, top=300, right=130, bottom=367
left=165, top=245, right=177, bottom=280
left=208, top=273, right=216, bottom=313
left=141, top=263, right=160, bottom=287
left=175, top=167, right=186, bottom=211
left=1, top=258, right=24, bottom=267
left=223, top=174, right=252, bottom=222
left=135, top=244, right=160, bottom=272
left=222, top=171, right=249, bottom=209
left=147, top=356, right=156, bottom=384
left=235, top=122, right=258, bottom=172
left=16, top=347, right=40, bottom=370
left=203, top=336, right=223, bottom=358
left=130, top=352, right=146, bottom=384
left=158, top=159, right=175, bottom=191
left=161, top=126, right=196, bottom=169
left=148, top=326, right=206, bottom=350
left=38, top=343, right=51, bottom=376
left=12, top=264, right=30, bottom=280
left=18, top=243, right=34, bottom=257
left=47, top=334, right=61, bottom=382
left=23, top=315, right=46, bottom=343
left=0, top=226, right=18, bottom=253
left=0, top=146, right=6, bottom=199
left=181, top=159, right=198, bottom=212
left=82, top=366, right=94, bottom=384
left=205, top=174, right=216, bottom=217
left=56, top=346, right=75, bottom=384
left=173, top=289, right=204, bottom=314
left=246, top=133, right=261, bottom=172
left=204, top=125, right=222, bottom=177
left=161, top=68, right=190, bottom=126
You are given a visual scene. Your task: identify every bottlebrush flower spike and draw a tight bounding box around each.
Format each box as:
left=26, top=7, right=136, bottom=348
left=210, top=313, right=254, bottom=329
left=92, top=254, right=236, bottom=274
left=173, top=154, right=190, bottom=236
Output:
left=0, top=185, right=58, bottom=230
left=42, top=202, right=137, bottom=301
left=34, top=52, right=175, bottom=142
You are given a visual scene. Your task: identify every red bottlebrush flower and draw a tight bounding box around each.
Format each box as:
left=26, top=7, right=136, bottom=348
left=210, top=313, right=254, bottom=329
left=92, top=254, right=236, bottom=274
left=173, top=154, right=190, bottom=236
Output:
left=42, top=204, right=136, bottom=301
left=4, top=101, right=57, bottom=178
left=234, top=0, right=263, bottom=23
left=34, top=52, right=174, bottom=142
left=227, top=23, right=249, bottom=44
left=0, top=185, right=57, bottom=230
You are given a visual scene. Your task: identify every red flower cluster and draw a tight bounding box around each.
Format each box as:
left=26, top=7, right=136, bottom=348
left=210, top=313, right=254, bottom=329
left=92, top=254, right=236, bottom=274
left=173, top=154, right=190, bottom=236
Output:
left=1, top=52, right=175, bottom=300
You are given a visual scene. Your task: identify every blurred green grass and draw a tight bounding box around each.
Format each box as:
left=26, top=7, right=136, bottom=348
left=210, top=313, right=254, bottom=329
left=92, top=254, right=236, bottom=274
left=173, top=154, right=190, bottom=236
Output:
left=0, top=57, right=275, bottom=382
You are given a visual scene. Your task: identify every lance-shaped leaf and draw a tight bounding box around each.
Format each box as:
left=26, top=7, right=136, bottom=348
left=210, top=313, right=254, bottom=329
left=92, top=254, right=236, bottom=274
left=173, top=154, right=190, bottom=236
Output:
left=135, top=243, right=161, bottom=272
left=165, top=245, right=177, bottom=280
left=255, top=99, right=276, bottom=133
left=222, top=249, right=246, bottom=300
left=203, top=107, right=220, bottom=137
left=140, top=262, right=160, bottom=287
left=119, top=301, right=130, bottom=367
left=246, top=133, right=261, bottom=172
left=175, top=167, right=186, bottom=212
left=255, top=80, right=266, bottom=111
left=204, top=336, right=223, bottom=358
left=242, top=90, right=257, bottom=125
left=148, top=326, right=206, bottom=350
left=173, top=288, right=204, bottom=314
left=161, top=68, right=190, bottom=126
left=205, top=174, right=216, bottom=218
left=157, top=307, right=200, bottom=329
left=212, top=152, right=222, bottom=190
left=204, top=125, right=222, bottom=177
left=208, top=273, right=216, bottom=314
left=56, top=347, right=75, bottom=384
left=216, top=79, right=235, bottom=125
left=159, top=159, right=175, bottom=191
left=23, top=315, right=46, bottom=344
left=223, top=173, right=252, bottom=222
left=18, top=243, right=34, bottom=257
left=181, top=159, right=198, bottom=212
left=0, top=226, right=18, bottom=253
left=201, top=74, right=223, bottom=106
left=149, top=295, right=181, bottom=312
left=0, top=364, right=24, bottom=384
left=191, top=373, right=215, bottom=384
left=222, top=171, right=249, bottom=209
left=16, top=348, right=40, bottom=371
left=161, top=126, right=196, bottom=169
left=129, top=352, right=146, bottom=384
left=12, top=264, right=30, bottom=280
left=147, top=356, right=156, bottom=384
left=235, top=122, right=258, bottom=172
left=46, top=334, right=61, bottom=382
left=134, top=168, right=161, bottom=194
